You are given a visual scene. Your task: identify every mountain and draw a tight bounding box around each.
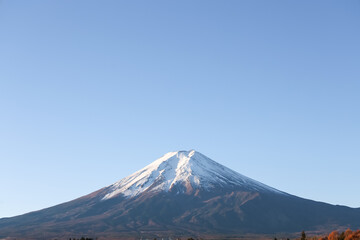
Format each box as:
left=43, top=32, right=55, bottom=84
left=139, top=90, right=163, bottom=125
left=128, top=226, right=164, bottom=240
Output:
left=0, top=150, right=359, bottom=239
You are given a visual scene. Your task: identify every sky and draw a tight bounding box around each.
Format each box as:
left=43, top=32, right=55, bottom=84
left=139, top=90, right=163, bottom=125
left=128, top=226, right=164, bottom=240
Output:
left=0, top=0, right=359, bottom=218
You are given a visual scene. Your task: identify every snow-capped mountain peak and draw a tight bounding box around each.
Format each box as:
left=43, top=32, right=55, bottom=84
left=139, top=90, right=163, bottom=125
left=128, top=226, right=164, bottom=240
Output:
left=102, top=150, right=284, bottom=200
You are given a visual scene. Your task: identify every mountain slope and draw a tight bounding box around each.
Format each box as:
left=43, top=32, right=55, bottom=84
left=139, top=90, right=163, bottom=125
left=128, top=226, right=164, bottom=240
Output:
left=0, top=150, right=359, bottom=239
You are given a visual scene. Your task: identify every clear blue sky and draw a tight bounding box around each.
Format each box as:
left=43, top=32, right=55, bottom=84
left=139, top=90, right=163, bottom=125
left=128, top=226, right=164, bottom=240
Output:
left=0, top=0, right=359, bottom=218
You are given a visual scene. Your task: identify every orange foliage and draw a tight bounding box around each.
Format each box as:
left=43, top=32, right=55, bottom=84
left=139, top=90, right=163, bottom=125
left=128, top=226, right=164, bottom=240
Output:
left=346, top=229, right=360, bottom=240
left=328, top=231, right=340, bottom=240
left=313, top=229, right=360, bottom=240
left=328, top=229, right=360, bottom=240
left=345, top=229, right=353, bottom=238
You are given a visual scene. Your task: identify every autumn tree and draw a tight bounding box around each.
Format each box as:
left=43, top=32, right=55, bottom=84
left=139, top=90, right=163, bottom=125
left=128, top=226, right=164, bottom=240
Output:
left=328, top=231, right=339, bottom=240
left=345, top=229, right=353, bottom=239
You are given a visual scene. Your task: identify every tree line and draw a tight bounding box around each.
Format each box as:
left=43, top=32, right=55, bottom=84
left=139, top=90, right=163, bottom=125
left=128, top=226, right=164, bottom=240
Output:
left=297, top=229, right=360, bottom=240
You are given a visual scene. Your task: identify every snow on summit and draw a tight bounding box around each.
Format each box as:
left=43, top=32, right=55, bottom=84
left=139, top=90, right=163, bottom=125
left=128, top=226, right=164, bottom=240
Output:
left=102, top=150, right=284, bottom=200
